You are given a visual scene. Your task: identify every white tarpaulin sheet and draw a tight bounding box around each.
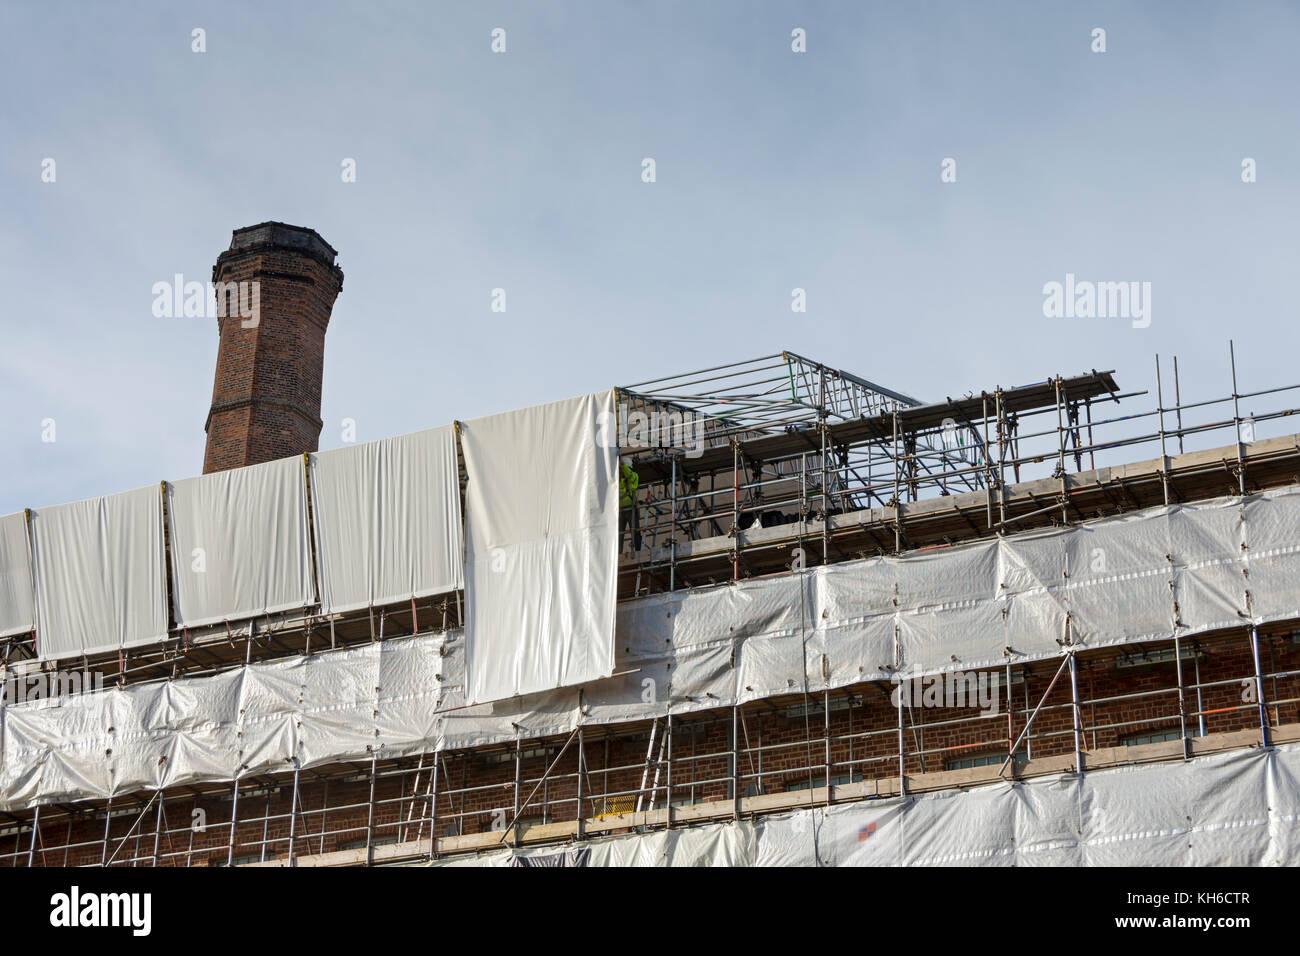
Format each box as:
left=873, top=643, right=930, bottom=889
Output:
left=9, top=486, right=1300, bottom=811
left=166, top=457, right=315, bottom=628
left=430, top=743, right=1300, bottom=867
left=0, top=512, right=34, bottom=639
left=460, top=391, right=619, bottom=704
left=28, top=487, right=167, bottom=659
left=309, top=426, right=463, bottom=614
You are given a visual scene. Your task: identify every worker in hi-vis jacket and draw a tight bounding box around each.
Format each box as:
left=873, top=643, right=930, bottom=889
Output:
left=619, top=458, right=641, bottom=553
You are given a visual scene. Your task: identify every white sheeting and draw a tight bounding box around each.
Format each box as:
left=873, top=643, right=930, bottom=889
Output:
left=0, top=512, right=34, bottom=639
left=429, top=743, right=1300, bottom=867
left=309, top=426, right=463, bottom=614
left=10, top=486, right=1300, bottom=810
left=28, top=487, right=167, bottom=659
left=460, top=391, right=619, bottom=704
left=166, top=457, right=315, bottom=628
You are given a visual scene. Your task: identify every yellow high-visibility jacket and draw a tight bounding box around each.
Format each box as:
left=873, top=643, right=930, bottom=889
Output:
left=619, top=462, right=639, bottom=508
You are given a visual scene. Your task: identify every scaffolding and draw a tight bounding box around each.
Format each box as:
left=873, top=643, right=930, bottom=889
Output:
left=615, top=343, right=1300, bottom=594
left=4, top=343, right=1293, bottom=686
left=5, top=342, right=1300, bottom=866
left=3, top=623, right=1296, bottom=866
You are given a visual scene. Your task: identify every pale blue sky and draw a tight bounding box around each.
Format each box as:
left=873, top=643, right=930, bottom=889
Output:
left=2, top=1, right=1297, bottom=513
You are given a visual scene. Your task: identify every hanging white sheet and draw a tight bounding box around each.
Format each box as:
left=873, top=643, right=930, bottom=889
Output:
left=309, top=426, right=463, bottom=614
left=29, top=486, right=167, bottom=659
left=166, top=457, right=315, bottom=628
left=460, top=391, right=619, bottom=703
left=12, top=486, right=1300, bottom=811
left=0, top=512, right=34, bottom=639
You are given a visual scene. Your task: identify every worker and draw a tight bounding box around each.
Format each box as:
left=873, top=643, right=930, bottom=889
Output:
left=619, top=457, right=641, bottom=553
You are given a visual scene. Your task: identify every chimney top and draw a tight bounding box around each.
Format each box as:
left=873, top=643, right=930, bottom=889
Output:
left=213, top=221, right=341, bottom=280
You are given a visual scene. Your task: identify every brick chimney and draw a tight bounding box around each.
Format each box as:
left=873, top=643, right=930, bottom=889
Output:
left=202, top=222, right=344, bottom=474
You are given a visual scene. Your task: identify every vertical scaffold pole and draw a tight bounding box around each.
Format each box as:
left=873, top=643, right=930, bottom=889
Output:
left=286, top=759, right=300, bottom=865
left=512, top=732, right=522, bottom=848
left=259, top=787, right=271, bottom=863
left=1173, top=635, right=1189, bottom=758
left=151, top=794, right=163, bottom=867
left=1055, top=377, right=1068, bottom=523
left=1155, top=356, right=1170, bottom=506
left=1069, top=652, right=1083, bottom=775
left=1250, top=627, right=1270, bottom=747
left=995, top=389, right=1007, bottom=529
left=26, top=805, right=39, bottom=868
left=820, top=418, right=830, bottom=565
left=665, top=714, right=673, bottom=828
left=428, top=753, right=440, bottom=860
left=185, top=797, right=197, bottom=867
left=823, top=687, right=831, bottom=803
left=1193, top=650, right=1207, bottom=737
left=318, top=781, right=329, bottom=855
left=732, top=705, right=740, bottom=821
left=670, top=457, right=678, bottom=591
left=1230, top=341, right=1246, bottom=496
left=732, top=441, right=740, bottom=581
left=1006, top=661, right=1014, bottom=760
left=983, top=395, right=993, bottom=528
left=575, top=726, right=585, bottom=840
left=892, top=409, right=901, bottom=552
left=1173, top=355, right=1185, bottom=454
left=896, top=689, right=906, bottom=795
left=226, top=783, right=238, bottom=867
left=365, top=750, right=377, bottom=866
left=895, top=627, right=906, bottom=797
left=100, top=797, right=114, bottom=867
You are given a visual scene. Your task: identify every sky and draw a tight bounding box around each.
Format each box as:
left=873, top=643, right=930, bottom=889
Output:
left=1, top=0, right=1297, bottom=514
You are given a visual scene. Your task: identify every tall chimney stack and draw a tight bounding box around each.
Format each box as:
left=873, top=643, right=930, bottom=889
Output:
left=203, top=222, right=343, bottom=474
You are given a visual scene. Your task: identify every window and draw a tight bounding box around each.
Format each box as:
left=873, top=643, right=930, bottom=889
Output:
left=338, top=834, right=399, bottom=852
left=945, top=752, right=1020, bottom=771
left=1121, top=729, right=1185, bottom=747
left=786, top=773, right=858, bottom=791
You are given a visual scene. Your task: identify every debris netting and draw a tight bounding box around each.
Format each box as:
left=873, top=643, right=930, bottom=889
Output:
left=426, top=742, right=1300, bottom=867
left=3, top=486, right=1300, bottom=811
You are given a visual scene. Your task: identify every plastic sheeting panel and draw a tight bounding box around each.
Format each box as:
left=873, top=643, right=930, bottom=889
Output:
left=0, top=512, right=34, bottom=639
left=0, top=635, right=445, bottom=808
left=460, top=391, right=619, bottom=704
left=166, top=457, right=315, bottom=628
left=309, top=426, right=463, bottom=614
left=14, top=486, right=1300, bottom=809
left=427, top=743, right=1300, bottom=868
left=29, top=487, right=167, bottom=659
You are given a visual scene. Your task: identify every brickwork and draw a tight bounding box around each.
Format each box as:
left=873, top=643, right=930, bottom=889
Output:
left=202, top=222, right=343, bottom=474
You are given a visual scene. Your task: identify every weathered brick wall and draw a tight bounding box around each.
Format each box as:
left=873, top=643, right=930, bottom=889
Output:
left=202, top=222, right=343, bottom=474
